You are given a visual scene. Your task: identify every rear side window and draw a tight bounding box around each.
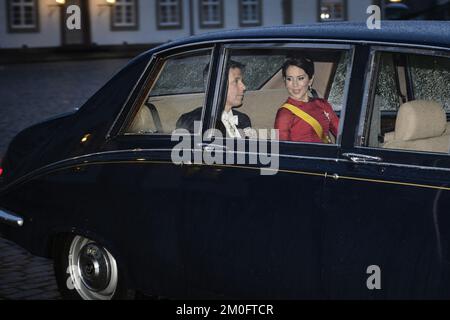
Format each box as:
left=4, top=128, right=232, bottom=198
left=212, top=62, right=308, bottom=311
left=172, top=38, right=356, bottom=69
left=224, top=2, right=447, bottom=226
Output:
left=410, top=55, right=450, bottom=111
left=360, top=50, right=450, bottom=154
left=150, top=54, right=211, bottom=96
left=124, top=49, right=213, bottom=135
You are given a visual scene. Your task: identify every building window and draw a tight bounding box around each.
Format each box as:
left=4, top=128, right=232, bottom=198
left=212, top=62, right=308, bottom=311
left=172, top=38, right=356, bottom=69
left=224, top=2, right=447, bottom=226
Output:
left=318, top=0, right=347, bottom=22
left=239, top=0, right=262, bottom=27
left=157, top=0, right=182, bottom=29
left=112, top=0, right=138, bottom=30
left=199, top=0, right=223, bottom=28
left=7, top=0, right=39, bottom=32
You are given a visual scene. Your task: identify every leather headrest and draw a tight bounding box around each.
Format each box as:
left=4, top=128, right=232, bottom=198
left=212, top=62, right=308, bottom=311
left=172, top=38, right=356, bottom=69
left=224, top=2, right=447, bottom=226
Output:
left=395, top=100, right=446, bottom=141
left=129, top=105, right=153, bottom=133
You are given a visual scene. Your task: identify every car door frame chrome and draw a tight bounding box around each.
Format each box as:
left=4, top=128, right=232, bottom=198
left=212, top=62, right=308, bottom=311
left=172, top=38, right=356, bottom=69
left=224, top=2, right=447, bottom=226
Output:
left=106, top=38, right=449, bottom=145
left=106, top=44, right=218, bottom=141
left=357, top=45, right=450, bottom=151
left=208, top=42, right=355, bottom=150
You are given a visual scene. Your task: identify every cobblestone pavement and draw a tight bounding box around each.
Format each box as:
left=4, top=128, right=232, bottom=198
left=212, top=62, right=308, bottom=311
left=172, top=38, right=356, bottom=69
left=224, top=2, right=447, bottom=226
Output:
left=0, top=58, right=130, bottom=300
left=0, top=236, right=60, bottom=300
left=0, top=59, right=129, bottom=156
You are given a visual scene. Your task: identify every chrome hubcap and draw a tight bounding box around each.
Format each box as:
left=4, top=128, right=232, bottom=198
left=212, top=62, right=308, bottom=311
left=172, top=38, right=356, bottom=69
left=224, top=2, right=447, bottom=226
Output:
left=67, top=236, right=118, bottom=300
left=79, top=243, right=111, bottom=292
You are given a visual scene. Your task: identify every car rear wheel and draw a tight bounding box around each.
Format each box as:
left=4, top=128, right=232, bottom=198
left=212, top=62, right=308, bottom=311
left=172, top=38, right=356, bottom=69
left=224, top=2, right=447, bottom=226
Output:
left=54, top=234, right=134, bottom=300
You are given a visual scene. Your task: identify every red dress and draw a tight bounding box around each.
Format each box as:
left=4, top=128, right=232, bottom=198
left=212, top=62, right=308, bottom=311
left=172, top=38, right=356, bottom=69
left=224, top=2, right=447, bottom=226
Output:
left=274, top=97, right=339, bottom=143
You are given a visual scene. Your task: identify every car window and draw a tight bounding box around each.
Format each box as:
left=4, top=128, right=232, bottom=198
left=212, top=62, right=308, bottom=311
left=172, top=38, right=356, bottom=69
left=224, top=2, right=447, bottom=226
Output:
left=124, top=49, right=213, bottom=135
left=410, top=54, right=450, bottom=112
left=213, top=47, right=350, bottom=144
left=360, top=50, right=450, bottom=154
left=328, top=52, right=350, bottom=112
left=231, top=55, right=285, bottom=90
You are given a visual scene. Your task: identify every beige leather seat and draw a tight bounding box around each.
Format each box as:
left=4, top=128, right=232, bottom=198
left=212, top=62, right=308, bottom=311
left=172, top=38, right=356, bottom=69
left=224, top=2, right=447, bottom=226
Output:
left=128, top=105, right=156, bottom=134
left=383, top=100, right=450, bottom=153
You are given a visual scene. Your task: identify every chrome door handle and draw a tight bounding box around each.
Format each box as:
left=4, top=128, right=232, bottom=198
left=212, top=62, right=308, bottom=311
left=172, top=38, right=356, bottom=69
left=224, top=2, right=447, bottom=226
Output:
left=197, top=143, right=228, bottom=153
left=342, top=153, right=382, bottom=164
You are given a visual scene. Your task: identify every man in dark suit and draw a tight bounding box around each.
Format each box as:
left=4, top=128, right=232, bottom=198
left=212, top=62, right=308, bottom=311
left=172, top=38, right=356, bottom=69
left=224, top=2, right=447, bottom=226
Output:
left=175, top=60, right=254, bottom=138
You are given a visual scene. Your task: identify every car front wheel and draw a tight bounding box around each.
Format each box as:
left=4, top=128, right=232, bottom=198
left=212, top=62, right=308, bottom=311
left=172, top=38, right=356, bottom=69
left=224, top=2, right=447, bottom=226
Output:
left=54, top=234, right=134, bottom=300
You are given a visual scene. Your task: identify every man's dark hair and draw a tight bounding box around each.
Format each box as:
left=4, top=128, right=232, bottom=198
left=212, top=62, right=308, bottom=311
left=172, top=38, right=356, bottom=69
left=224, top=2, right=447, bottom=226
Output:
left=282, top=55, right=315, bottom=79
left=226, top=60, right=245, bottom=74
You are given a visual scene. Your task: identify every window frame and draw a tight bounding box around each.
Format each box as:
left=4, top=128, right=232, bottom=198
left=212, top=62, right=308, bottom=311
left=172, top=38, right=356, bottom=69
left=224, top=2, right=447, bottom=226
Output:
left=6, top=0, right=39, bottom=33
left=355, top=45, right=450, bottom=160
left=111, top=0, right=139, bottom=31
left=156, top=0, right=183, bottom=30
left=199, top=0, right=224, bottom=29
left=239, top=0, right=262, bottom=27
left=115, top=46, right=217, bottom=138
left=317, top=0, right=347, bottom=23
left=209, top=42, right=354, bottom=151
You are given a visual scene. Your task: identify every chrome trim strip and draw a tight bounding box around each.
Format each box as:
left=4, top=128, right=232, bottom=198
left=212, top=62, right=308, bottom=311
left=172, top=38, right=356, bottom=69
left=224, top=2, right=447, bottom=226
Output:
left=0, top=208, right=24, bottom=227
left=34, top=159, right=450, bottom=192
left=4, top=146, right=450, bottom=186
left=2, top=144, right=450, bottom=194
left=222, top=42, right=352, bottom=50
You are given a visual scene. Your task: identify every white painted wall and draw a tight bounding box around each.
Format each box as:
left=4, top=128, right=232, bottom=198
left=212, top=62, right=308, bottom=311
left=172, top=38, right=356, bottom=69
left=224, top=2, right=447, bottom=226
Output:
left=348, top=0, right=373, bottom=22
left=89, top=0, right=191, bottom=45
left=193, top=0, right=283, bottom=35
left=261, top=0, right=284, bottom=28
left=291, top=0, right=374, bottom=24
left=0, top=0, right=61, bottom=48
left=292, top=0, right=318, bottom=24
left=0, top=0, right=373, bottom=49
left=90, top=0, right=284, bottom=45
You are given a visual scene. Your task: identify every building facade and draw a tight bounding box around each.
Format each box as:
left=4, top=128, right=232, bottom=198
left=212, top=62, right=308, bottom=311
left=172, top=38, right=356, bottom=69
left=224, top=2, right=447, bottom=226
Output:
left=1, top=0, right=375, bottom=49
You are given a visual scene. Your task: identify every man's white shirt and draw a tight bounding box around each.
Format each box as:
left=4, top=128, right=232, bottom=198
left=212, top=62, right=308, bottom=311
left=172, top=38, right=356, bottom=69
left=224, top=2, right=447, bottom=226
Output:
left=221, top=109, right=241, bottom=138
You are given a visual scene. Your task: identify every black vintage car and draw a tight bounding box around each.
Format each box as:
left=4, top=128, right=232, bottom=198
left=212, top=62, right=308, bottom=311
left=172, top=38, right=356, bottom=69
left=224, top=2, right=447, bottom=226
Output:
left=1, top=21, right=450, bottom=300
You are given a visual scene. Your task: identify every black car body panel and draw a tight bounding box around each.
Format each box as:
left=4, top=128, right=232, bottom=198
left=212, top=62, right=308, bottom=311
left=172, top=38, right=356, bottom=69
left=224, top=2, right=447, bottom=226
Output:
left=1, top=21, right=450, bottom=299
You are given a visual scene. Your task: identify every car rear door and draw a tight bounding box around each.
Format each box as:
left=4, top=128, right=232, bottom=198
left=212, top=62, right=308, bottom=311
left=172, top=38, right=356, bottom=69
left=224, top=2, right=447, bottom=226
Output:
left=179, top=43, right=354, bottom=298
left=322, top=44, right=450, bottom=299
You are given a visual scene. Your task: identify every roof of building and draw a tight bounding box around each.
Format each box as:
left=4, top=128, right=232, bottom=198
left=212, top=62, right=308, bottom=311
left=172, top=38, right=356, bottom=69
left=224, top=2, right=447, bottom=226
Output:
left=152, top=21, right=450, bottom=53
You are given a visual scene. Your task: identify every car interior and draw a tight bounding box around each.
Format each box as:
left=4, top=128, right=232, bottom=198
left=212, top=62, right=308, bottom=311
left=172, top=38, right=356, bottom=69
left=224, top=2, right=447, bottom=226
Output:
left=364, top=51, right=450, bottom=153
left=126, top=48, right=450, bottom=154
left=127, top=48, right=348, bottom=139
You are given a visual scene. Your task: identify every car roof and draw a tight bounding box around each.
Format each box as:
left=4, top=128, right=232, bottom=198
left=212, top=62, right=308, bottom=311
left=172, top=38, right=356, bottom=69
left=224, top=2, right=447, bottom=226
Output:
left=150, top=21, right=450, bottom=54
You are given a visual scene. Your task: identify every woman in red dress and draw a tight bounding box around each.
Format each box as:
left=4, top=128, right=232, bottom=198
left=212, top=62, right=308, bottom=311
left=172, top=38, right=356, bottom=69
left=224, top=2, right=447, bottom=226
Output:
left=274, top=56, right=339, bottom=143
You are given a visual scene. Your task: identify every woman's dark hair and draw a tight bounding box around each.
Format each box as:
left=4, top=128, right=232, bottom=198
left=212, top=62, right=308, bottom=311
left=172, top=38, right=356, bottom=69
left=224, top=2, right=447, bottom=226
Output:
left=282, top=56, right=315, bottom=79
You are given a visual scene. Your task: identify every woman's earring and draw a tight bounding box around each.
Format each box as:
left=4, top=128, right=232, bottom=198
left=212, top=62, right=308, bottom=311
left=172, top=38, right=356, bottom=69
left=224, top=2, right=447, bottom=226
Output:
left=308, top=84, right=313, bottom=97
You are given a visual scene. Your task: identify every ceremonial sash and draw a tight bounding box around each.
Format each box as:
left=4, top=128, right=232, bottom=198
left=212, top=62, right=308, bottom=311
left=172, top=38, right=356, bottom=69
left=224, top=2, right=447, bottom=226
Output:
left=282, top=103, right=329, bottom=143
